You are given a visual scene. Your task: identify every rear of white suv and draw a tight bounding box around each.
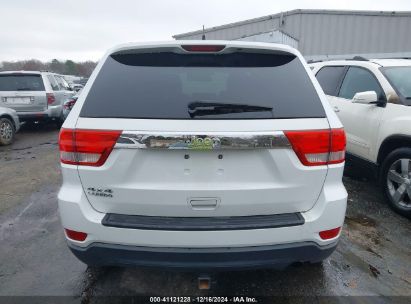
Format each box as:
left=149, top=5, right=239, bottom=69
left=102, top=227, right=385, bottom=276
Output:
left=58, top=41, right=347, bottom=270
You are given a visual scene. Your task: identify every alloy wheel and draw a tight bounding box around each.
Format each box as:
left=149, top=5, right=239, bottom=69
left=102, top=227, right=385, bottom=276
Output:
left=387, top=158, right=411, bottom=209
left=0, top=120, right=13, bottom=141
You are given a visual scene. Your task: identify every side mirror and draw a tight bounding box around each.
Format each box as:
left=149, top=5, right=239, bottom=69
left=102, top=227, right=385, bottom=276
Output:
left=352, top=91, right=378, bottom=104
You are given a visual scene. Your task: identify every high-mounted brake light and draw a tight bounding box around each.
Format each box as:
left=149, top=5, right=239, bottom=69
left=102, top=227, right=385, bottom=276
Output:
left=59, top=129, right=121, bottom=166
left=284, top=129, right=346, bottom=166
left=181, top=45, right=226, bottom=52
left=46, top=93, right=55, bottom=105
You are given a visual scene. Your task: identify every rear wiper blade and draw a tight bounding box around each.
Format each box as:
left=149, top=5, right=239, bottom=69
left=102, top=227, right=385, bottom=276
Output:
left=16, top=88, right=32, bottom=91
left=188, top=101, right=273, bottom=111
left=188, top=101, right=273, bottom=118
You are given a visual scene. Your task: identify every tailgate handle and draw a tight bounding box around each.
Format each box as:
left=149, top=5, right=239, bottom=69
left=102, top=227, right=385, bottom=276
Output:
left=189, top=198, right=219, bottom=210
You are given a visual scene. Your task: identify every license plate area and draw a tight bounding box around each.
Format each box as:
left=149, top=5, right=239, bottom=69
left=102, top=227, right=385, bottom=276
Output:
left=5, top=97, right=32, bottom=104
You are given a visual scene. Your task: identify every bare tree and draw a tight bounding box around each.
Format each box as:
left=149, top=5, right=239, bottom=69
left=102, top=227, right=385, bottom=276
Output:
left=0, top=59, right=97, bottom=77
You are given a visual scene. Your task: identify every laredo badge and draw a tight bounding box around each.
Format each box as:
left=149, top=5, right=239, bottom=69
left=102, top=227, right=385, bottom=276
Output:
left=87, top=187, right=113, bottom=198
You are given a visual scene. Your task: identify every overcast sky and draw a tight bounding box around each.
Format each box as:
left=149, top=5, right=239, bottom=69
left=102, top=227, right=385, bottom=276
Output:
left=2, top=0, right=411, bottom=62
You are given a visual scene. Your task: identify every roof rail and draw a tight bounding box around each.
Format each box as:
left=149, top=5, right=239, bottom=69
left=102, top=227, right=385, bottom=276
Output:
left=306, top=59, right=323, bottom=64
left=351, top=56, right=368, bottom=61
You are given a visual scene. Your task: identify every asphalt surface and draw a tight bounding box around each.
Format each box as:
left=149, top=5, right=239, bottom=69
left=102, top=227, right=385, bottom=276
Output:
left=0, top=124, right=410, bottom=301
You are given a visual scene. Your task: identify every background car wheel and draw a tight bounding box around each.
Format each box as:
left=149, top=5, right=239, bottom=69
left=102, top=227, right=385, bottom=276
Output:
left=55, top=113, right=65, bottom=128
left=380, top=148, right=411, bottom=218
left=0, top=117, right=15, bottom=145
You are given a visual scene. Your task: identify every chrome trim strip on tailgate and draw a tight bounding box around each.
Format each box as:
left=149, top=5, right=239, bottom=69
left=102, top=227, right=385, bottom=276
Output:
left=115, top=131, right=290, bottom=150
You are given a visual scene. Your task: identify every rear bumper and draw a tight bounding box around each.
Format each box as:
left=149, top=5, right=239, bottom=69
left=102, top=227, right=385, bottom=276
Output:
left=58, top=163, right=347, bottom=269
left=68, top=241, right=338, bottom=270
left=18, top=113, right=49, bottom=121
left=17, top=105, right=62, bottom=121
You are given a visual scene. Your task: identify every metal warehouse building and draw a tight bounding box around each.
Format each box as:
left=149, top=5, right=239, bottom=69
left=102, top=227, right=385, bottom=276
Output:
left=173, top=9, right=411, bottom=61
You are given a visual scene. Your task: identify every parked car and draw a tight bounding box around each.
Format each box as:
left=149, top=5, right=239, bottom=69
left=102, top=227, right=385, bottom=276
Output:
left=62, top=91, right=81, bottom=120
left=79, top=78, right=88, bottom=86
left=59, top=41, right=347, bottom=269
left=0, top=106, right=20, bottom=145
left=0, top=71, right=75, bottom=124
left=310, top=58, right=411, bottom=218
left=62, top=75, right=82, bottom=86
left=70, top=84, right=83, bottom=92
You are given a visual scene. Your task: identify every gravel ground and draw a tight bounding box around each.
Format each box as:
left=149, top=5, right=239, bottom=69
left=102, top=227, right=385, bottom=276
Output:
left=0, top=124, right=410, bottom=302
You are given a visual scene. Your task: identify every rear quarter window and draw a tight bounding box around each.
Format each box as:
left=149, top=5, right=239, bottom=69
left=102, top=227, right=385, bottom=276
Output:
left=47, top=75, right=60, bottom=91
left=80, top=51, right=326, bottom=119
left=55, top=75, right=71, bottom=91
left=0, top=74, right=45, bottom=91
left=315, top=66, right=346, bottom=96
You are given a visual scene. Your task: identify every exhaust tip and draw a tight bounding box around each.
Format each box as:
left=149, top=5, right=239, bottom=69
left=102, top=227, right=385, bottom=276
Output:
left=198, top=275, right=211, bottom=290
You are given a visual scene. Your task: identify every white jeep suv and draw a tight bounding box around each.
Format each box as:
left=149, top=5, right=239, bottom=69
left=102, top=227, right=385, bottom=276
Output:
left=58, top=41, right=347, bottom=269
left=310, top=59, right=411, bottom=218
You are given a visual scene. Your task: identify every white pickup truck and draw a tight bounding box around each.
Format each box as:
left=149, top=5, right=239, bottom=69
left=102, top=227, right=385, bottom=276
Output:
left=310, top=59, right=411, bottom=218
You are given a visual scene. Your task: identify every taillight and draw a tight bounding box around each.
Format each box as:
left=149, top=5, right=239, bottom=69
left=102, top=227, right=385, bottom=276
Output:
left=181, top=45, right=226, bottom=52
left=328, top=128, right=346, bottom=164
left=59, top=129, right=121, bottom=166
left=319, top=227, right=341, bottom=240
left=65, top=229, right=87, bottom=241
left=64, top=99, right=76, bottom=109
left=47, top=93, right=55, bottom=105
left=284, top=129, right=346, bottom=166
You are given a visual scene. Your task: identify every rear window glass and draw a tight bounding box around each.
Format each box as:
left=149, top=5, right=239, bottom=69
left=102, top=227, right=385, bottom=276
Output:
left=80, top=52, right=325, bottom=119
left=0, top=74, right=45, bottom=91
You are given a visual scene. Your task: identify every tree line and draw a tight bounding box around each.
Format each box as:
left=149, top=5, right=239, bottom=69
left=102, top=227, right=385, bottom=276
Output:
left=0, top=59, right=97, bottom=77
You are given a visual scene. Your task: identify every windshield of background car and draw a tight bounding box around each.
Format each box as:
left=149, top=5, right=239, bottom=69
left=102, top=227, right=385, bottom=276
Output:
left=381, top=66, right=411, bottom=105
left=80, top=50, right=326, bottom=119
left=0, top=74, right=45, bottom=91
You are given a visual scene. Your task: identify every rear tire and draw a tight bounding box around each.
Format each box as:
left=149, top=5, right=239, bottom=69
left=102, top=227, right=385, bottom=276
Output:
left=380, top=148, right=411, bottom=218
left=0, top=117, right=15, bottom=145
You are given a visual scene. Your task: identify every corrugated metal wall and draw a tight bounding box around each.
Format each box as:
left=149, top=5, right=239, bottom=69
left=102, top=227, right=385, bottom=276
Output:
left=174, top=10, right=411, bottom=59
left=175, top=15, right=281, bottom=40
left=236, top=30, right=299, bottom=49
